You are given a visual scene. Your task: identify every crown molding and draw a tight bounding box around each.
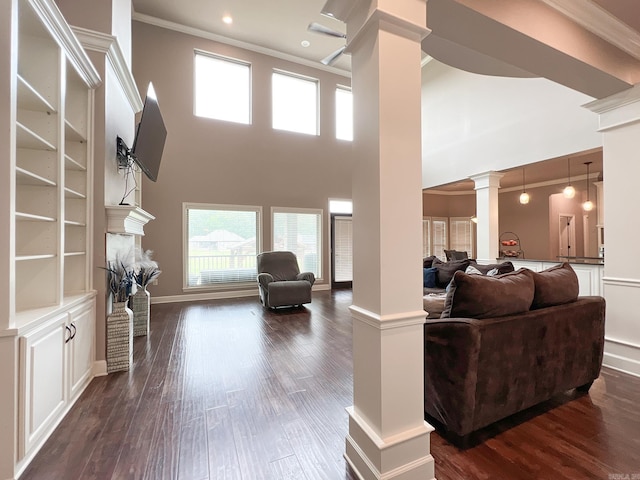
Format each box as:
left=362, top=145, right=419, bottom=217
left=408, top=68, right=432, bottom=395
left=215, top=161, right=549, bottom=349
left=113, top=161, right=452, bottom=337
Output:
left=132, top=12, right=351, bottom=79
left=541, top=0, right=640, bottom=61
left=72, top=27, right=144, bottom=113
left=28, top=0, right=101, bottom=88
left=424, top=172, right=601, bottom=196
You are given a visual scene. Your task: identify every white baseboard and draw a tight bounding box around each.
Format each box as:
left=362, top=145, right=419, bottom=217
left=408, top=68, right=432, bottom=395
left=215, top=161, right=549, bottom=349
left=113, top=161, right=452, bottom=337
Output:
left=603, top=337, right=640, bottom=378
left=152, top=283, right=331, bottom=304
left=93, top=360, right=108, bottom=377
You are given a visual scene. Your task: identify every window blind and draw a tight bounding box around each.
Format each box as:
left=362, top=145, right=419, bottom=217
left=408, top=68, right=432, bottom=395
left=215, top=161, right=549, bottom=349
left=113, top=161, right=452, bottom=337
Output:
left=334, top=215, right=352, bottom=282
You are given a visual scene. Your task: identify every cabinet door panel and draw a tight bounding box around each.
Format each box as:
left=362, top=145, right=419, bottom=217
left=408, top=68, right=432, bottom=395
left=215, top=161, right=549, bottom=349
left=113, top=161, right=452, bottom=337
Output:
left=68, top=300, right=95, bottom=399
left=20, top=314, right=67, bottom=457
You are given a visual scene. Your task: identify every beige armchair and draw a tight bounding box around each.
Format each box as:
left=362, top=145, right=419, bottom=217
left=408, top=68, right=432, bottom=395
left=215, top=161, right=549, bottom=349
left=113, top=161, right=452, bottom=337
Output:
left=257, top=251, right=315, bottom=308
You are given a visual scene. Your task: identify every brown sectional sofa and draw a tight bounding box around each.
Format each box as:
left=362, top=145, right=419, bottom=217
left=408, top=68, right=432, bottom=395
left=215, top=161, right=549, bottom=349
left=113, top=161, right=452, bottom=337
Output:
left=423, top=263, right=606, bottom=446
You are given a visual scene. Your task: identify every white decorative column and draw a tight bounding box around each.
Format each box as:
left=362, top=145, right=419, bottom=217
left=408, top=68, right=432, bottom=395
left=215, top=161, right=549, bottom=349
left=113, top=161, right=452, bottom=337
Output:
left=326, top=0, right=435, bottom=478
left=586, top=86, right=640, bottom=377
left=471, top=172, right=504, bottom=263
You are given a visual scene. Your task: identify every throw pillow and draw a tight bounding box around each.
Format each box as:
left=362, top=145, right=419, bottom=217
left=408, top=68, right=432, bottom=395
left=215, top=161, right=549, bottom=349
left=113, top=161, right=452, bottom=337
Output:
left=432, top=258, right=471, bottom=288
left=440, top=268, right=535, bottom=319
left=423, top=267, right=438, bottom=288
left=444, top=249, right=469, bottom=261
left=423, top=255, right=437, bottom=268
left=530, top=262, right=579, bottom=309
left=468, top=260, right=515, bottom=275
left=465, top=265, right=483, bottom=275
left=486, top=268, right=500, bottom=276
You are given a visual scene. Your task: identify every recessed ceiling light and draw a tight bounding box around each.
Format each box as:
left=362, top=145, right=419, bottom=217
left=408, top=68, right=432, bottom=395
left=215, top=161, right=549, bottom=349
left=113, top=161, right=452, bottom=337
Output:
left=222, top=15, right=233, bottom=25
left=301, top=40, right=310, bottom=48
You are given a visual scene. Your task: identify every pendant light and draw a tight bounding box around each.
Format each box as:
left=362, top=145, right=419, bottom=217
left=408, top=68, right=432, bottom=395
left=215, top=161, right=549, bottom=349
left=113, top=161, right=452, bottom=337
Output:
left=470, top=215, right=478, bottom=224
left=563, top=158, right=576, bottom=199
left=519, top=167, right=530, bottom=204
left=583, top=161, right=594, bottom=211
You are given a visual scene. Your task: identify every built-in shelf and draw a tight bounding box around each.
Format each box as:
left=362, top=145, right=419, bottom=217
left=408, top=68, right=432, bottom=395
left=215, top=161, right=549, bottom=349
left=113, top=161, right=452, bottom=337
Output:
left=64, top=154, right=86, bottom=171
left=15, top=212, right=56, bottom=222
left=17, top=75, right=57, bottom=113
left=16, top=167, right=56, bottom=186
left=64, top=251, right=86, bottom=257
left=64, top=119, right=86, bottom=142
left=64, top=187, right=85, bottom=199
left=16, top=254, right=57, bottom=261
left=16, top=122, right=56, bottom=151
left=64, top=219, right=86, bottom=227
left=105, top=205, right=155, bottom=236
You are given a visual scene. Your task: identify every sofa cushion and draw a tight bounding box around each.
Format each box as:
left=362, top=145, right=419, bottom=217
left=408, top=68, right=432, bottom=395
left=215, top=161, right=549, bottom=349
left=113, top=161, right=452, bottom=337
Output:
left=530, top=262, right=579, bottom=309
left=423, top=255, right=437, bottom=268
left=423, top=267, right=438, bottom=288
left=441, top=268, right=535, bottom=319
left=432, top=258, right=471, bottom=288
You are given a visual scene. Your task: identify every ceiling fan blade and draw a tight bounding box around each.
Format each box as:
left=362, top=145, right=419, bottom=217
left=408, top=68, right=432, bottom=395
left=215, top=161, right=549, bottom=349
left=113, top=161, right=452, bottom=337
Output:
left=308, top=22, right=346, bottom=39
left=321, top=45, right=346, bottom=66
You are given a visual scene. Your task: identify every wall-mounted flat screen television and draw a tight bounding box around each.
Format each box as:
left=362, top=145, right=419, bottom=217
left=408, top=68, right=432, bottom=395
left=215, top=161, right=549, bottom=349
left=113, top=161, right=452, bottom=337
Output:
left=132, top=83, right=166, bottom=182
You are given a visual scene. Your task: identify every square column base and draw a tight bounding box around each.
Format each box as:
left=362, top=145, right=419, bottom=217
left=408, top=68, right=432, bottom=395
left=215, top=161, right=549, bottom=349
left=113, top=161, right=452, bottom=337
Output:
left=344, top=406, right=435, bottom=480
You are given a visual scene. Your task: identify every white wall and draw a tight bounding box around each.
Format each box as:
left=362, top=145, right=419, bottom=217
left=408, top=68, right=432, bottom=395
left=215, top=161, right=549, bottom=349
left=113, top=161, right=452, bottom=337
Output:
left=421, top=60, right=602, bottom=188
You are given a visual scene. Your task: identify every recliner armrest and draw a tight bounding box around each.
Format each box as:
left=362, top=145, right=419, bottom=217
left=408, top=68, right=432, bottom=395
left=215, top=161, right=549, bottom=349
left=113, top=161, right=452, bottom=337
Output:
left=257, top=273, right=274, bottom=289
left=296, top=272, right=315, bottom=286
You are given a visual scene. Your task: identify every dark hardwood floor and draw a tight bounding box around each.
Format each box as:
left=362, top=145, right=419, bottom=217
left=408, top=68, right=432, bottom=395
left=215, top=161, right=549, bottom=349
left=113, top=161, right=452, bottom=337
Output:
left=21, top=290, right=640, bottom=480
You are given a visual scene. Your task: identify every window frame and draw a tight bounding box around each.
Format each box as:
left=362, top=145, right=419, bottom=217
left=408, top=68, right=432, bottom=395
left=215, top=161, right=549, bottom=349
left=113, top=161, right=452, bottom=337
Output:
left=449, top=217, right=475, bottom=259
left=424, top=216, right=449, bottom=261
left=335, top=84, right=353, bottom=141
left=183, top=202, right=262, bottom=291
left=193, top=50, right=252, bottom=125
left=271, top=69, right=319, bottom=136
left=271, top=206, right=323, bottom=280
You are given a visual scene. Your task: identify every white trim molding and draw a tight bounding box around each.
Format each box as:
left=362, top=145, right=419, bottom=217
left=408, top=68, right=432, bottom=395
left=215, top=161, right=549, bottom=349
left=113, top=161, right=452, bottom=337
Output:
left=349, top=305, right=427, bottom=330
left=106, top=205, right=155, bottom=236
left=28, top=0, right=101, bottom=88
left=132, top=12, right=351, bottom=79
left=604, top=337, right=640, bottom=378
left=72, top=27, right=144, bottom=113
left=154, top=283, right=330, bottom=305
left=541, top=0, right=640, bottom=62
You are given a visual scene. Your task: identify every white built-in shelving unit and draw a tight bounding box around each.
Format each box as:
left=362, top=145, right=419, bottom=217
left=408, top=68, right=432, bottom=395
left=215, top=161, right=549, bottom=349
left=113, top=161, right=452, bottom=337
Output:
left=1, top=0, right=101, bottom=477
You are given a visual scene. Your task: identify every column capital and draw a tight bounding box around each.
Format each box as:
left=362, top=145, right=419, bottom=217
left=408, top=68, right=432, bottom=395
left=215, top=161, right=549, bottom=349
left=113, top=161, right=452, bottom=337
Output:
left=470, top=171, right=505, bottom=190
left=584, top=83, right=640, bottom=131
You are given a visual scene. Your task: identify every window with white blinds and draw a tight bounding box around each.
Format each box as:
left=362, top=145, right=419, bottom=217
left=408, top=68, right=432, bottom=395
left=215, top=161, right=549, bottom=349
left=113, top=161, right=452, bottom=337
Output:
left=333, top=215, right=352, bottom=282
left=184, top=203, right=261, bottom=287
left=422, top=218, right=431, bottom=257
left=449, top=217, right=474, bottom=258
left=431, top=217, right=448, bottom=260
left=272, top=207, right=322, bottom=278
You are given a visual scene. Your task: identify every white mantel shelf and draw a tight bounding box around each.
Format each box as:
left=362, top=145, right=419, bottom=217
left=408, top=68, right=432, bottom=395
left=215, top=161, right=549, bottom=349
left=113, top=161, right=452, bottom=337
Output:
left=105, top=205, right=155, bottom=236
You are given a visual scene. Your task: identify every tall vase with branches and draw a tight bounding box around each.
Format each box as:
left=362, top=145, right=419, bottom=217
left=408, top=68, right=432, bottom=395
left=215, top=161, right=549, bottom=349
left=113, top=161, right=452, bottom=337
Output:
left=131, top=249, right=161, bottom=337
left=104, top=259, right=135, bottom=373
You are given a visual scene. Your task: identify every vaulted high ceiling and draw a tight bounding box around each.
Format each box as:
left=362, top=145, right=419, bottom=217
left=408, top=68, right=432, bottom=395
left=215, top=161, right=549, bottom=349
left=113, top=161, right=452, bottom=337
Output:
left=131, top=0, right=639, bottom=191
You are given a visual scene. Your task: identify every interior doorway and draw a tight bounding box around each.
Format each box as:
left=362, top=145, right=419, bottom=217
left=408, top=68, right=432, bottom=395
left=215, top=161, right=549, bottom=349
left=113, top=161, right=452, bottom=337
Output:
left=331, top=214, right=353, bottom=288
left=559, top=214, right=576, bottom=258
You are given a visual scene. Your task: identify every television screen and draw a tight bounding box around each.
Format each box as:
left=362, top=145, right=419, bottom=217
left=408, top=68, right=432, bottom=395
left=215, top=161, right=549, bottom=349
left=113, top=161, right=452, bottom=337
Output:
left=132, top=83, right=166, bottom=182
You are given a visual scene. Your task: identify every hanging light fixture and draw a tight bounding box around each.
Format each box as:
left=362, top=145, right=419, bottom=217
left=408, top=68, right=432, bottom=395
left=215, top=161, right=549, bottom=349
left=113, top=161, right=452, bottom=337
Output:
left=583, top=161, right=594, bottom=211
left=563, top=158, right=576, bottom=199
left=519, top=167, right=530, bottom=204
left=470, top=215, right=478, bottom=224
